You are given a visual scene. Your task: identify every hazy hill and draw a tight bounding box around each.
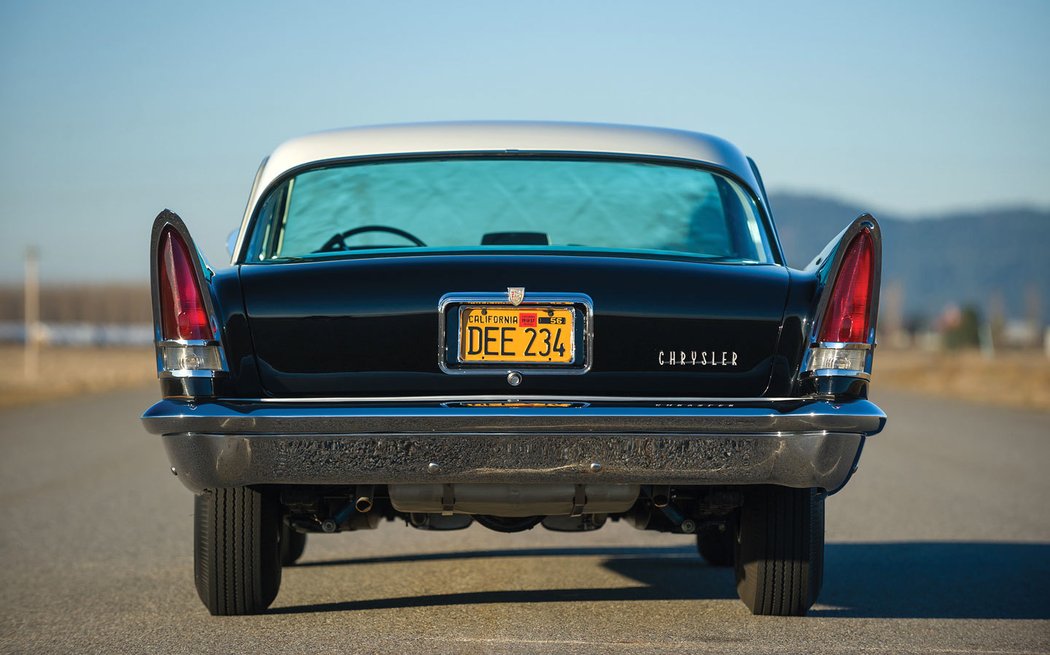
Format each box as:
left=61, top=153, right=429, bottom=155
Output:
left=0, top=194, right=1045, bottom=329
left=768, top=193, right=1050, bottom=324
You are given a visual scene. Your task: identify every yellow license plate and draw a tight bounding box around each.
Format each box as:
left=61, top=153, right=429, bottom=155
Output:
left=459, top=306, right=575, bottom=364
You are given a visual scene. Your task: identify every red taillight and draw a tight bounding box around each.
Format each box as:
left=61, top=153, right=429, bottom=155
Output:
left=818, top=228, right=874, bottom=343
left=158, top=227, right=211, bottom=341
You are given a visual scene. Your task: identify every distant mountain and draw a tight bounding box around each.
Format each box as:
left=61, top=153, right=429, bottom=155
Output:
left=768, top=192, right=1050, bottom=324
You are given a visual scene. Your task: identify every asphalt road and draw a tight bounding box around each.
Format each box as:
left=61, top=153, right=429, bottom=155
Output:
left=1, top=387, right=1048, bottom=654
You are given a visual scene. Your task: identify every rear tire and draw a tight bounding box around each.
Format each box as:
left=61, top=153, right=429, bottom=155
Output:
left=280, top=524, right=307, bottom=566
left=696, top=521, right=735, bottom=567
left=734, top=486, right=824, bottom=616
left=194, top=488, right=282, bottom=615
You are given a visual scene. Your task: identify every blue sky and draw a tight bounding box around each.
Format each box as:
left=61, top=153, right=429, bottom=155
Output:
left=1, top=0, right=1047, bottom=282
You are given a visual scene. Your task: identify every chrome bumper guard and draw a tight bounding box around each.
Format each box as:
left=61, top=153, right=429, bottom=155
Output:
left=142, top=398, right=885, bottom=494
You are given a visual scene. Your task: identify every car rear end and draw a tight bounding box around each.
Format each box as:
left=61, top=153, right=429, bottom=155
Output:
left=142, top=122, right=885, bottom=616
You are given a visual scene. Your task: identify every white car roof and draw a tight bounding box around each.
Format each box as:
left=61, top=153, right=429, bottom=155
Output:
left=247, top=121, right=762, bottom=208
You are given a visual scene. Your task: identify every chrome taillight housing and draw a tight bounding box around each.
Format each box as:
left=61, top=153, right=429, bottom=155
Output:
left=152, top=213, right=227, bottom=379
left=803, top=217, right=880, bottom=382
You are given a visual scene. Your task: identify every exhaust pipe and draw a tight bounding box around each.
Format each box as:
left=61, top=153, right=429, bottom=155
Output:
left=649, top=486, right=695, bottom=533
left=651, top=486, right=671, bottom=508
left=355, top=485, right=374, bottom=513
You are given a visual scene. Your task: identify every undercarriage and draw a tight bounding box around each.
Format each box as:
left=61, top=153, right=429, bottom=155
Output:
left=276, top=483, right=745, bottom=535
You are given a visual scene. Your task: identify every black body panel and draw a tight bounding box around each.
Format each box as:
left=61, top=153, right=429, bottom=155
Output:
left=235, top=253, right=795, bottom=398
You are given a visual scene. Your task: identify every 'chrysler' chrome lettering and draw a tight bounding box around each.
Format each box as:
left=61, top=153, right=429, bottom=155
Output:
left=658, top=350, right=739, bottom=367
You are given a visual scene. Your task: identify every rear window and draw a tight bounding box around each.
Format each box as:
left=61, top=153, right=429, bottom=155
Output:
left=244, top=157, right=775, bottom=263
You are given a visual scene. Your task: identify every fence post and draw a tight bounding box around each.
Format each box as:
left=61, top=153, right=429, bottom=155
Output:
left=24, top=247, right=40, bottom=381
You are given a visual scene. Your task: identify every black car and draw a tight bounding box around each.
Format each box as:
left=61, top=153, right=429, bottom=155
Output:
left=143, top=122, right=885, bottom=616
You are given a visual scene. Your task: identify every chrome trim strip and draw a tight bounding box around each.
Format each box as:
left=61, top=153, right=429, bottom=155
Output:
left=437, top=292, right=594, bottom=376
left=159, top=338, right=220, bottom=347
left=161, top=370, right=222, bottom=379
left=237, top=394, right=806, bottom=404
left=232, top=156, right=269, bottom=265
left=812, top=342, right=873, bottom=351
left=803, top=369, right=872, bottom=381
left=142, top=398, right=886, bottom=437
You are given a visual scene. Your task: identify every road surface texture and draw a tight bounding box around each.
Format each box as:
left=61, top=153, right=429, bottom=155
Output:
left=1, top=387, right=1048, bottom=654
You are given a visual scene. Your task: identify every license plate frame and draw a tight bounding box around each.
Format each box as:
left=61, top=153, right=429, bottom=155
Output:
left=438, top=292, right=593, bottom=375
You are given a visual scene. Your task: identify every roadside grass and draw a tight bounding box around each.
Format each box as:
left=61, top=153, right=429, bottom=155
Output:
left=0, top=344, right=1047, bottom=411
left=0, top=344, right=154, bottom=408
left=874, top=348, right=1050, bottom=412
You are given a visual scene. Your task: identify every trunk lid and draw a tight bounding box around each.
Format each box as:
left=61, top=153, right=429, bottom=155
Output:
left=238, top=253, right=790, bottom=398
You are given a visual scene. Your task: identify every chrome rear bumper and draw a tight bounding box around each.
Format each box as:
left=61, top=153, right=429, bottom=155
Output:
left=142, top=397, right=885, bottom=494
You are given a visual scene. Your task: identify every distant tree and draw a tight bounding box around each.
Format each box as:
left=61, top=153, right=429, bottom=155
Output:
left=943, top=305, right=982, bottom=350
left=902, top=313, right=928, bottom=336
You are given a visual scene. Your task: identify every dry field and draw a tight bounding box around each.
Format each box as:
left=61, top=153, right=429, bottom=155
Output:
left=0, top=345, right=155, bottom=407
left=873, top=348, right=1050, bottom=412
left=0, top=344, right=1047, bottom=411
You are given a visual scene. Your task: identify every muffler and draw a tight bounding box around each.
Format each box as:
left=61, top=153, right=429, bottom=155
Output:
left=389, top=484, right=639, bottom=517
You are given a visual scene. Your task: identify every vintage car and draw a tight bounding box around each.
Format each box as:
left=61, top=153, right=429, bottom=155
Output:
left=142, top=122, right=885, bottom=616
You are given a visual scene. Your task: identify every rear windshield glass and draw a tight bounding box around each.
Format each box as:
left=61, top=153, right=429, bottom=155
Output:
left=244, top=157, right=775, bottom=263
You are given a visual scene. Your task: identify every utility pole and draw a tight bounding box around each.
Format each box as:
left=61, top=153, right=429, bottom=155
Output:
left=24, top=246, right=39, bottom=381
